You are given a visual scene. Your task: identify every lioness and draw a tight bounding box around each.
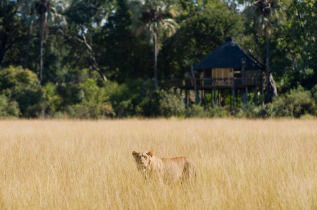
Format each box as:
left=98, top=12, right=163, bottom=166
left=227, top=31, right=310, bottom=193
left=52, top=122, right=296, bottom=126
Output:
left=132, top=150, right=196, bottom=183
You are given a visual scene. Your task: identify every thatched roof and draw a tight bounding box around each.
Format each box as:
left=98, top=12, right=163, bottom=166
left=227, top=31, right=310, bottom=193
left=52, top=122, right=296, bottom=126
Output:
left=194, top=37, right=263, bottom=71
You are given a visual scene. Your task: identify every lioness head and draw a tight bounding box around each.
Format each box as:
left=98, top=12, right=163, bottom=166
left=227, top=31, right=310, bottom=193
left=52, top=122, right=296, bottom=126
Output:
left=132, top=150, right=154, bottom=172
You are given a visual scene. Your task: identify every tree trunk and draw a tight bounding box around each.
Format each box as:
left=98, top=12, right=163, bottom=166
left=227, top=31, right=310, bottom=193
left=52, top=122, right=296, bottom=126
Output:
left=24, top=20, right=34, bottom=69
left=265, top=25, right=270, bottom=103
left=153, top=31, right=158, bottom=90
left=39, top=13, right=45, bottom=83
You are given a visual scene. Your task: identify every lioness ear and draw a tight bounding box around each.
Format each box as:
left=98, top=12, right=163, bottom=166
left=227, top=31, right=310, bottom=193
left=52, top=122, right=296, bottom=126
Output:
left=147, top=150, right=154, bottom=157
left=132, top=151, right=139, bottom=158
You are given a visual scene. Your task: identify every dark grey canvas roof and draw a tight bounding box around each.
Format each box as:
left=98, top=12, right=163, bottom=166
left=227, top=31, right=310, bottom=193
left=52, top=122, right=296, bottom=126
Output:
left=194, top=37, right=264, bottom=71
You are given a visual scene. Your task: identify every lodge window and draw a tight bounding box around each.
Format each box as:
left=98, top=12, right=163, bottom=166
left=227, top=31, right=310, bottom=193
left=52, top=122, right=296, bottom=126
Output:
left=212, top=68, right=233, bottom=79
left=211, top=68, right=234, bottom=86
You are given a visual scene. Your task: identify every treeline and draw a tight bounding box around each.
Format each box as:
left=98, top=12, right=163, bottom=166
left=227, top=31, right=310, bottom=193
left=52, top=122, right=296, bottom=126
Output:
left=0, top=0, right=316, bottom=118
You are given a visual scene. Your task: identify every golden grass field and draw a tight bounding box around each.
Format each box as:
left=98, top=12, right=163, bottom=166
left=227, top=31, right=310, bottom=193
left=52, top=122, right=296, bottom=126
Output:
left=0, top=119, right=317, bottom=209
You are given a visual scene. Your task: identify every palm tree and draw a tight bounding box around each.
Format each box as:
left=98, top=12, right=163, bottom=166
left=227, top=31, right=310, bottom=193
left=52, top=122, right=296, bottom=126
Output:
left=131, top=0, right=178, bottom=89
left=253, top=0, right=285, bottom=102
left=21, top=1, right=37, bottom=69
left=33, top=0, right=66, bottom=83
left=34, top=0, right=49, bottom=83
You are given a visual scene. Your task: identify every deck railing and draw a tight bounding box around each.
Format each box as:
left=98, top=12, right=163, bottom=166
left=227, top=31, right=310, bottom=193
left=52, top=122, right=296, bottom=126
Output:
left=166, top=77, right=262, bottom=88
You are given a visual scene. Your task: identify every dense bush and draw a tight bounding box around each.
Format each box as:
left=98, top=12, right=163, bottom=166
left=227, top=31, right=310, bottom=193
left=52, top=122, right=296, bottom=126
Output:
left=109, top=79, right=154, bottom=117
left=311, top=85, right=317, bottom=103
left=268, top=86, right=316, bottom=118
left=0, top=94, right=20, bottom=117
left=65, top=103, right=114, bottom=119
left=210, top=106, right=229, bottom=118
left=158, top=90, right=185, bottom=117
left=0, top=66, right=43, bottom=117
left=109, top=80, right=185, bottom=117
left=42, top=82, right=63, bottom=116
left=185, top=104, right=210, bottom=118
left=64, top=79, right=115, bottom=118
left=232, top=86, right=317, bottom=119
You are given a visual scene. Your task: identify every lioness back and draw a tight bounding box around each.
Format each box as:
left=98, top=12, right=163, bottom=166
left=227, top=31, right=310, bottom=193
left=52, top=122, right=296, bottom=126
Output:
left=161, top=156, right=196, bottom=182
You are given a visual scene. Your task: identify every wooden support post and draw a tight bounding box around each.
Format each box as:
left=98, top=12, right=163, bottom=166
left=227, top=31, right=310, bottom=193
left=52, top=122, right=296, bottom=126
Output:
left=236, top=89, right=238, bottom=107
left=213, top=88, right=217, bottom=107
left=217, top=90, right=219, bottom=105
left=185, top=89, right=188, bottom=107
left=230, top=90, right=232, bottom=110
left=202, top=90, right=205, bottom=106
left=220, top=90, right=225, bottom=106
left=244, top=86, right=248, bottom=107
left=232, top=88, right=235, bottom=112
left=195, top=90, right=200, bottom=104
left=254, top=88, right=258, bottom=106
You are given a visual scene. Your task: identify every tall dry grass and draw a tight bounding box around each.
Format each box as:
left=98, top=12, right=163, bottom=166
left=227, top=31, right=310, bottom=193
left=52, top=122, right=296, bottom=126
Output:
left=0, top=119, right=316, bottom=209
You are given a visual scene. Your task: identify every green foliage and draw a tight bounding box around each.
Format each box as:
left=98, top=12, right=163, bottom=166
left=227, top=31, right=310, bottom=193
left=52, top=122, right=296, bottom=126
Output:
left=185, top=105, right=210, bottom=118
left=300, top=114, right=316, bottom=120
left=210, top=106, right=229, bottom=118
left=0, top=66, right=40, bottom=91
left=267, top=86, right=316, bottom=118
left=65, top=103, right=114, bottom=119
left=158, top=90, right=185, bottom=117
left=0, top=66, right=43, bottom=117
left=311, top=85, right=317, bottom=103
left=42, top=82, right=62, bottom=116
left=0, top=94, right=20, bottom=117
left=0, top=0, right=27, bottom=66
left=64, top=78, right=115, bottom=119
left=135, top=91, right=161, bottom=117
left=109, top=79, right=153, bottom=117
left=108, top=80, right=185, bottom=117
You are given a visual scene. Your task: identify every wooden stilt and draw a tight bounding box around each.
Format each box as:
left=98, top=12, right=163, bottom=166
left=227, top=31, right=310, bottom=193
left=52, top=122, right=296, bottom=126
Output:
left=195, top=90, right=200, bottom=104
left=213, top=88, right=217, bottom=107
left=254, top=88, right=258, bottom=106
left=185, top=89, right=188, bottom=107
left=230, top=89, right=232, bottom=110
left=243, top=86, right=248, bottom=107
left=232, top=88, right=235, bottom=112
left=237, top=89, right=239, bottom=107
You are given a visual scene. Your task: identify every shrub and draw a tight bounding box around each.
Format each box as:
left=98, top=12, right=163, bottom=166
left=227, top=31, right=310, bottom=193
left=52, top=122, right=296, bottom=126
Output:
left=185, top=104, right=210, bottom=118
left=300, top=114, right=316, bottom=120
left=42, top=82, right=62, bottom=116
left=210, top=105, right=228, bottom=118
left=158, top=90, right=185, bottom=117
left=0, top=66, right=43, bottom=117
left=311, top=84, right=317, bottom=103
left=0, top=95, right=20, bottom=117
left=0, top=66, right=40, bottom=91
left=235, top=108, right=245, bottom=118
left=268, top=86, right=316, bottom=118
left=64, top=79, right=115, bottom=118
left=251, top=106, right=268, bottom=118
left=135, top=91, right=160, bottom=117
left=109, top=79, right=154, bottom=117
left=65, top=102, right=114, bottom=119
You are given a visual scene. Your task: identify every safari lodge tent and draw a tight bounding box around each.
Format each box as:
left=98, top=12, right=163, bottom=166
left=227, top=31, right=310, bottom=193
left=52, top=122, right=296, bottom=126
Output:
left=178, top=37, right=270, bottom=109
